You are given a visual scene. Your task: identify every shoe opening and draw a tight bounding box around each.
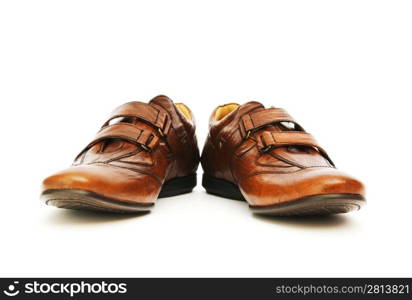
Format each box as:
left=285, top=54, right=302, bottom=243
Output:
left=176, top=103, right=193, bottom=120
left=214, top=104, right=239, bottom=121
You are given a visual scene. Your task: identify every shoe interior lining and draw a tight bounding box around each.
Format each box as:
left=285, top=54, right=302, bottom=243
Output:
left=176, top=103, right=192, bottom=120
left=214, top=104, right=239, bottom=121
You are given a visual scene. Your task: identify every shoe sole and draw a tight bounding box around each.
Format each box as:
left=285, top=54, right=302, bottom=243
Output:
left=41, top=174, right=197, bottom=214
left=202, top=174, right=365, bottom=216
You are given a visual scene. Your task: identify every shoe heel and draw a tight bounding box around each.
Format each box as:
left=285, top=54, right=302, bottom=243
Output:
left=158, top=174, right=197, bottom=198
left=202, top=173, right=245, bottom=201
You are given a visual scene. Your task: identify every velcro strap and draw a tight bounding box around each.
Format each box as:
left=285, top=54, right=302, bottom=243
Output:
left=105, top=102, right=171, bottom=135
left=240, top=108, right=300, bottom=138
left=258, top=131, right=335, bottom=166
left=79, top=123, right=160, bottom=155
left=260, top=131, right=318, bottom=148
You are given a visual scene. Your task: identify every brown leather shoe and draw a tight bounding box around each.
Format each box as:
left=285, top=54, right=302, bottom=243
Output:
left=201, top=101, right=366, bottom=216
left=41, top=95, right=200, bottom=213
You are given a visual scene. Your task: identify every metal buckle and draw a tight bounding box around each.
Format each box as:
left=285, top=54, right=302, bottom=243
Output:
left=259, top=145, right=272, bottom=153
left=140, top=144, right=151, bottom=152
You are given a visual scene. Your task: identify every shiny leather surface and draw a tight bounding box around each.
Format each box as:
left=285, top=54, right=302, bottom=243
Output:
left=201, top=101, right=365, bottom=206
left=42, top=95, right=200, bottom=204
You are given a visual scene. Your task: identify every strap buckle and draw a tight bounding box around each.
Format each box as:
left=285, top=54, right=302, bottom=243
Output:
left=158, top=127, right=165, bottom=137
left=136, top=130, right=159, bottom=152
left=245, top=130, right=251, bottom=140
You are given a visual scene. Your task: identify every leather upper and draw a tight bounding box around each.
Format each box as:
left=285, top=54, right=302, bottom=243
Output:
left=42, top=95, right=200, bottom=204
left=201, top=101, right=365, bottom=206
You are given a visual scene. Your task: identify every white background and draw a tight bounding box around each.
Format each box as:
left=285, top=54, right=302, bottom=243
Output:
left=0, top=0, right=411, bottom=277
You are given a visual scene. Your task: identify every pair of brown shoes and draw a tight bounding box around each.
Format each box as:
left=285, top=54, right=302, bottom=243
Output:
left=41, top=95, right=365, bottom=216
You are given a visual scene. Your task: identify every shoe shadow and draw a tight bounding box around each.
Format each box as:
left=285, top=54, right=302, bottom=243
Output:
left=253, top=213, right=353, bottom=229
left=203, top=191, right=357, bottom=229
left=45, top=209, right=149, bottom=226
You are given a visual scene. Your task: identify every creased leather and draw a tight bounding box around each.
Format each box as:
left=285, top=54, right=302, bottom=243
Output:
left=42, top=95, right=200, bottom=204
left=201, top=101, right=365, bottom=206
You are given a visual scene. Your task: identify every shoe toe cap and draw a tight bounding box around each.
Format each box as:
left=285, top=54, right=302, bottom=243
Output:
left=240, top=167, right=365, bottom=206
left=42, top=164, right=161, bottom=204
